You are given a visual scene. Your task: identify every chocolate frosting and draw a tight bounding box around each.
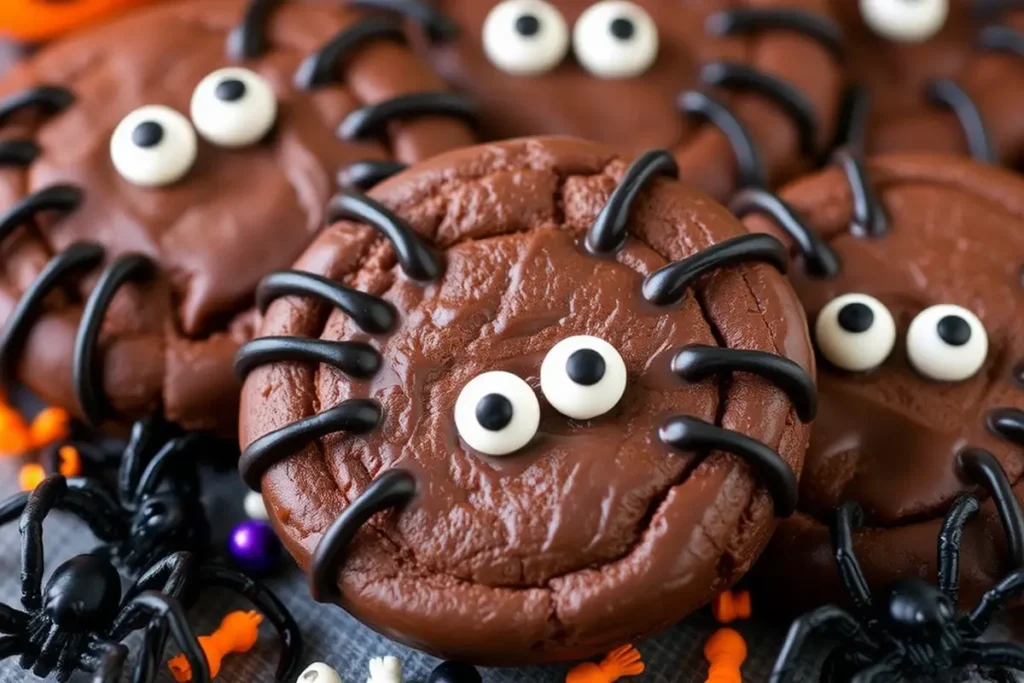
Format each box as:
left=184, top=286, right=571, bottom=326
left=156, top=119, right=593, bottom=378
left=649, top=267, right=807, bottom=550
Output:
left=743, top=154, right=1024, bottom=613
left=239, top=137, right=814, bottom=663
left=0, top=0, right=475, bottom=435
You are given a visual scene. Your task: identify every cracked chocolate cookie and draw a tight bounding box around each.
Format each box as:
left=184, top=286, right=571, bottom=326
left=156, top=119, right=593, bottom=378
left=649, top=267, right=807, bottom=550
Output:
left=0, top=0, right=476, bottom=435
left=236, top=137, right=815, bottom=663
left=739, top=154, right=1024, bottom=614
left=380, top=0, right=844, bottom=201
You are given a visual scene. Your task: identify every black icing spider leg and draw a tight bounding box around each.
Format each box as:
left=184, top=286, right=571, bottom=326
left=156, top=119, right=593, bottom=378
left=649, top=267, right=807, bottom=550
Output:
left=937, top=495, right=982, bottom=604
left=963, top=642, right=1024, bottom=672
left=112, top=591, right=210, bottom=683
left=834, top=85, right=871, bottom=158
left=927, top=79, right=996, bottom=165
left=964, top=569, right=1024, bottom=635
left=959, top=449, right=1024, bottom=567
left=769, top=606, right=874, bottom=683
left=830, top=502, right=874, bottom=615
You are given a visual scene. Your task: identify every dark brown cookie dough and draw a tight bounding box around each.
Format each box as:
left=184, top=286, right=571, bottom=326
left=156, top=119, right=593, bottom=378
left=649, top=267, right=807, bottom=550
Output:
left=741, top=154, right=1024, bottom=614
left=835, top=0, right=1024, bottom=166
left=0, top=0, right=476, bottom=435
left=393, top=0, right=843, bottom=201
left=237, top=137, right=815, bottom=664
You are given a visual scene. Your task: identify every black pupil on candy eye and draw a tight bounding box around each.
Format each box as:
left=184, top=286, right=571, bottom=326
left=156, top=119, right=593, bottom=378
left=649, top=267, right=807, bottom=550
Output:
left=132, top=121, right=164, bottom=148
left=515, top=14, right=541, bottom=37
left=610, top=17, right=635, bottom=40
left=567, top=348, right=606, bottom=386
left=477, top=393, right=514, bottom=431
left=937, top=315, right=971, bottom=346
left=215, top=78, right=247, bottom=102
left=838, top=302, right=874, bottom=333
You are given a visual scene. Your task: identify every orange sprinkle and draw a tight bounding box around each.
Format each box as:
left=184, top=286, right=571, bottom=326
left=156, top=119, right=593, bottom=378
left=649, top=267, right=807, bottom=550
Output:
left=712, top=590, right=752, bottom=624
left=19, top=463, right=45, bottom=492
left=704, top=628, right=747, bottom=683
left=168, top=610, right=263, bottom=681
left=0, top=403, right=31, bottom=456
left=57, top=446, right=82, bottom=477
left=566, top=644, right=645, bottom=683
left=29, top=407, right=70, bottom=450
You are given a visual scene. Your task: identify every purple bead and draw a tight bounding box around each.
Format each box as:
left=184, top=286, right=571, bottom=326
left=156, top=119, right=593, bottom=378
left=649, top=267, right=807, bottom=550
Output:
left=228, top=520, right=282, bottom=575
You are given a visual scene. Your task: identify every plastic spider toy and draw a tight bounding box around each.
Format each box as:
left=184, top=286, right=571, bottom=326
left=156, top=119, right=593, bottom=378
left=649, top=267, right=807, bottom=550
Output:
left=770, top=451, right=1024, bottom=683
left=0, top=420, right=302, bottom=682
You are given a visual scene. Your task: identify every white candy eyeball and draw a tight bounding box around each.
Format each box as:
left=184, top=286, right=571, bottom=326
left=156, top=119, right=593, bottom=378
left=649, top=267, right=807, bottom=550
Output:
left=243, top=491, right=269, bottom=521
left=454, top=371, right=540, bottom=456
left=110, top=105, right=197, bottom=187
left=297, top=662, right=342, bottom=683
left=906, top=304, right=988, bottom=382
left=190, top=67, right=278, bottom=148
left=482, top=0, right=570, bottom=75
left=540, top=335, right=627, bottom=420
left=859, top=0, right=948, bottom=43
left=572, top=1, right=658, bottom=79
left=367, top=656, right=402, bottom=683
left=815, top=294, right=896, bottom=372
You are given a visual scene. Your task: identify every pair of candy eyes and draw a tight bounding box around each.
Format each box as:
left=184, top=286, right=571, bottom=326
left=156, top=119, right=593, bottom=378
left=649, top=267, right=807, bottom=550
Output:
left=483, top=0, right=658, bottom=79
left=816, top=294, right=988, bottom=382
left=860, top=0, right=949, bottom=44
left=454, top=335, right=628, bottom=456
left=109, top=67, right=277, bottom=188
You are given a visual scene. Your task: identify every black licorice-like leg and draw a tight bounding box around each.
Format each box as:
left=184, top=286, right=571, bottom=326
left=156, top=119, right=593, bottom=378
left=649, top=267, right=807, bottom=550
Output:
left=120, top=418, right=162, bottom=507
left=256, top=270, right=396, bottom=334
left=0, top=86, right=75, bottom=126
left=768, top=606, right=870, bottom=683
left=958, top=449, right=1024, bottom=567
left=977, top=25, right=1024, bottom=58
left=0, top=635, right=22, bottom=661
left=337, top=93, right=477, bottom=143
left=235, top=337, right=382, bottom=380
left=678, top=90, right=766, bottom=190
left=0, top=185, right=82, bottom=244
left=87, top=640, right=127, bottom=683
left=337, top=160, right=408, bottom=191
left=937, top=495, right=981, bottom=603
left=310, top=469, right=417, bottom=602
left=116, top=591, right=210, bottom=683
left=658, top=416, right=797, bottom=516
left=927, top=79, right=996, bottom=164
left=117, top=552, right=197, bottom=629
left=963, top=642, right=1024, bottom=671
left=295, top=17, right=405, bottom=89
left=18, top=475, right=70, bottom=609
left=704, top=9, right=845, bottom=60
left=987, top=407, right=1024, bottom=446
left=830, top=502, right=874, bottom=615
left=133, top=434, right=204, bottom=501
left=227, top=0, right=279, bottom=60
left=1, top=477, right=124, bottom=542
left=130, top=620, right=169, bottom=683
left=966, top=569, right=1024, bottom=634
left=834, top=85, right=871, bottom=156
left=832, top=148, right=888, bottom=239
left=0, top=140, right=40, bottom=166
left=349, top=0, right=458, bottom=43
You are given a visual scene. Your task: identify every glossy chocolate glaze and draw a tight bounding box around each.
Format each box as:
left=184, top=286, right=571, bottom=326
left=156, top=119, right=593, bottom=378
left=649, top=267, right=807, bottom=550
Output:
left=239, top=137, right=814, bottom=664
left=0, top=0, right=475, bottom=435
left=744, top=154, right=1024, bottom=613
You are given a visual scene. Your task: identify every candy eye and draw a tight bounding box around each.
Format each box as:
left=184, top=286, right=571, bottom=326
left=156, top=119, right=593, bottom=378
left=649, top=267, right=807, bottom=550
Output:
left=296, top=663, right=342, bottom=683
left=815, top=294, right=896, bottom=372
left=454, top=371, right=540, bottom=456
left=859, top=0, right=948, bottom=43
left=906, top=304, right=988, bottom=382
left=110, top=105, right=197, bottom=187
left=190, top=67, right=278, bottom=148
left=482, top=0, right=570, bottom=75
left=572, top=1, right=658, bottom=79
left=540, top=335, right=628, bottom=419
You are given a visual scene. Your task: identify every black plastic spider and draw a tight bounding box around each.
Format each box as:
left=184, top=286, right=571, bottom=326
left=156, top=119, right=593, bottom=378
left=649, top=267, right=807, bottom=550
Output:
left=770, top=449, right=1024, bottom=683
left=0, top=420, right=302, bottom=682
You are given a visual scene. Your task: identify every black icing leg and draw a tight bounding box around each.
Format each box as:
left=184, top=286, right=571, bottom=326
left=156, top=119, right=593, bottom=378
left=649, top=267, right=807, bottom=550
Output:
left=937, top=495, right=981, bottom=603
left=966, top=569, right=1024, bottom=635
left=769, top=606, right=871, bottom=683
left=959, top=449, right=1024, bottom=568
left=829, top=502, right=874, bottom=615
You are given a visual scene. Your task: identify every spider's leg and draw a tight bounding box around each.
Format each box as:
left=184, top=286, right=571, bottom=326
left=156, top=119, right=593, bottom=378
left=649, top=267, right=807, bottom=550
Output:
left=129, top=619, right=170, bottom=683
left=965, top=568, right=1024, bottom=635
left=938, top=495, right=982, bottom=603
left=963, top=642, right=1024, bottom=671
left=848, top=650, right=904, bottom=683
left=830, top=501, right=874, bottom=614
left=959, top=449, right=1024, bottom=567
left=119, top=418, right=161, bottom=507
left=84, top=638, right=127, bottom=683
left=113, top=551, right=196, bottom=638
left=0, top=603, right=27, bottom=634
left=198, top=563, right=303, bottom=682
left=0, top=634, right=23, bottom=662
left=135, top=433, right=203, bottom=501
left=770, top=605, right=871, bottom=683
left=114, top=590, right=210, bottom=683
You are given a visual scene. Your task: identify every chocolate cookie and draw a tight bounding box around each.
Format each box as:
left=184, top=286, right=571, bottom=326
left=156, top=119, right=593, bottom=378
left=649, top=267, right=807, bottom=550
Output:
left=0, top=0, right=476, bottom=435
left=739, top=154, right=1024, bottom=613
left=378, top=0, right=844, bottom=201
left=236, top=137, right=815, bottom=663
left=835, top=0, right=1024, bottom=165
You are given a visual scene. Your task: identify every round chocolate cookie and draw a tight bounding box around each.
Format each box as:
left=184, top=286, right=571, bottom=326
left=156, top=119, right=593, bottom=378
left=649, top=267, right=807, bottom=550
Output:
left=835, top=0, right=1024, bottom=165
left=237, top=137, right=815, bottom=663
left=0, top=0, right=476, bottom=435
left=377, top=0, right=844, bottom=201
left=739, top=154, right=1024, bottom=614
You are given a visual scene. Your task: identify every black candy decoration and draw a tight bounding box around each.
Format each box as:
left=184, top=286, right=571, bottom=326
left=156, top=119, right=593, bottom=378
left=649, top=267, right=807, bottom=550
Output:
left=429, top=661, right=482, bottom=683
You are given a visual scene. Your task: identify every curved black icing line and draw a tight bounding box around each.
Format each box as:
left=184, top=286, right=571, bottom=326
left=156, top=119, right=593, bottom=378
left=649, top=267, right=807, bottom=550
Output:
left=834, top=85, right=871, bottom=156
left=295, top=17, right=406, bottom=90
left=0, top=184, right=82, bottom=244
left=72, top=254, right=156, bottom=426
left=672, top=345, right=816, bottom=422
left=987, top=407, right=1024, bottom=446
left=927, top=79, right=996, bottom=164
left=235, top=336, right=382, bottom=380
left=705, top=9, right=845, bottom=61
left=832, top=147, right=887, bottom=238
left=0, top=140, right=40, bottom=167
left=309, top=468, right=417, bottom=602
left=337, top=92, right=477, bottom=141
left=328, top=191, right=442, bottom=281
left=729, top=188, right=841, bottom=279
left=256, top=270, right=396, bottom=334
left=585, top=149, right=678, bottom=254
left=642, top=233, right=790, bottom=307
left=0, top=86, right=74, bottom=127
left=349, top=0, right=458, bottom=43
left=337, top=160, right=408, bottom=191
left=227, top=0, right=280, bottom=60
left=701, top=61, right=819, bottom=157
left=0, top=242, right=104, bottom=387
left=978, top=25, right=1024, bottom=59
left=678, top=90, right=766, bottom=190
left=239, top=399, right=382, bottom=490
left=959, top=448, right=1024, bottom=568
left=659, top=415, right=797, bottom=517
